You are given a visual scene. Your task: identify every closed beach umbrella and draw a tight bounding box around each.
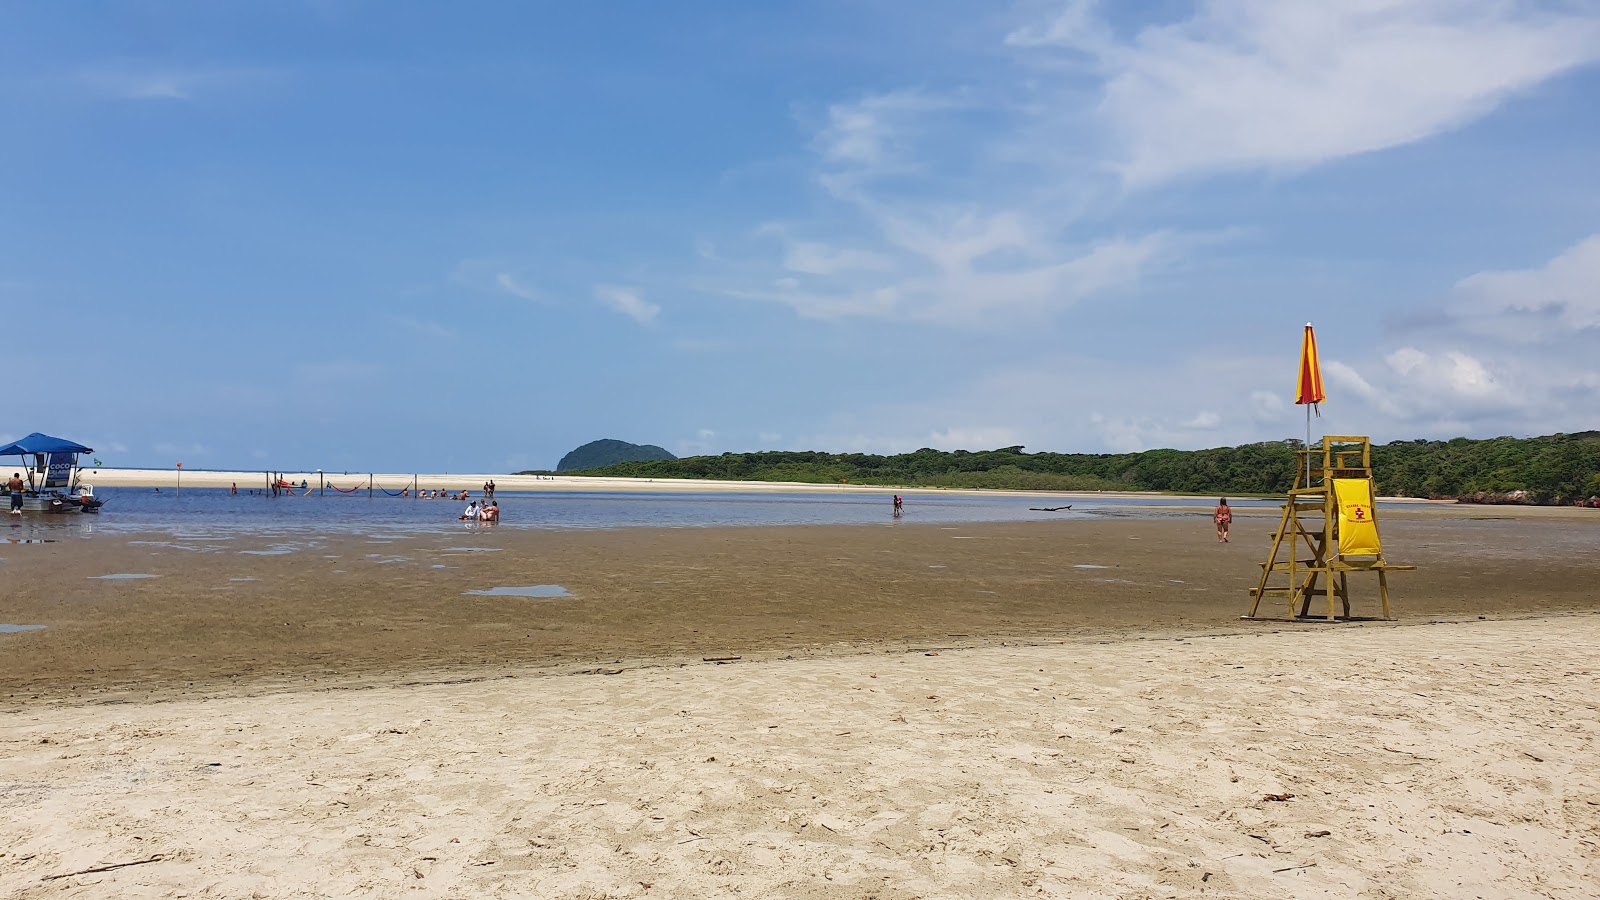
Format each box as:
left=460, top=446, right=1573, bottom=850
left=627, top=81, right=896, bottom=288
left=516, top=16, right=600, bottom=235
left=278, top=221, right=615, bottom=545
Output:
left=1295, top=323, right=1325, bottom=482
left=1296, top=323, right=1325, bottom=408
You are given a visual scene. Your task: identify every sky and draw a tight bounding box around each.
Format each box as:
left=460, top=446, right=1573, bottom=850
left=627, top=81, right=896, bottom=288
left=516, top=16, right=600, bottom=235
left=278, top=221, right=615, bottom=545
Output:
left=2, top=0, right=1599, bottom=473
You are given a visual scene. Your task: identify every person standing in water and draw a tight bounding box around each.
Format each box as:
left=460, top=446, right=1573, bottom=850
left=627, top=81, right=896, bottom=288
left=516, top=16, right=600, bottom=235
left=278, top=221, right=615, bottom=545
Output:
left=1214, top=498, right=1233, bottom=543
left=892, top=494, right=903, bottom=516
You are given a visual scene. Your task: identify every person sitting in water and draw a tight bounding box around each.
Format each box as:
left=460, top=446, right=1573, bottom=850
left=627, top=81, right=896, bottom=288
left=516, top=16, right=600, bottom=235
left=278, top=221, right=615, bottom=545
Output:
left=479, top=500, right=500, bottom=523
left=460, top=500, right=479, bottom=520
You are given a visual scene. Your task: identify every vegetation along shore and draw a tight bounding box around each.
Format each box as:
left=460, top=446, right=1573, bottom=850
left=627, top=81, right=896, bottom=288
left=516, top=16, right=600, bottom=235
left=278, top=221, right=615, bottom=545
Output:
left=528, top=431, right=1600, bottom=504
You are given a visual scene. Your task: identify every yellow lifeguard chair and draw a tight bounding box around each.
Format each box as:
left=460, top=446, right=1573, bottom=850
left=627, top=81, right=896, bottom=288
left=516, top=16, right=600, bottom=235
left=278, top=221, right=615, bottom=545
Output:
left=1246, top=435, right=1413, bottom=621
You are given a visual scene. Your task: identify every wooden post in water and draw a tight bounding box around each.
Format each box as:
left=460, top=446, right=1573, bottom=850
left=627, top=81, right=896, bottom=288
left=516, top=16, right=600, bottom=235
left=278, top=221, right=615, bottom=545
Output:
left=318, top=470, right=324, bottom=497
left=368, top=475, right=373, bottom=499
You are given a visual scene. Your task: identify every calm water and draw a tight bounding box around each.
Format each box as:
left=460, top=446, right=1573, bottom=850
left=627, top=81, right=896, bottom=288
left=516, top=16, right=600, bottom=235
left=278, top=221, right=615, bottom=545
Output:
left=2, top=487, right=1278, bottom=541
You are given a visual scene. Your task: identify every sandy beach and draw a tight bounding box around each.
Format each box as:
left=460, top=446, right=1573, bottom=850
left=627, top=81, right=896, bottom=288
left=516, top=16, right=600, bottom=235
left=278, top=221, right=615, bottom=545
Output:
left=3, top=616, right=1597, bottom=898
left=4, top=511, right=1600, bottom=897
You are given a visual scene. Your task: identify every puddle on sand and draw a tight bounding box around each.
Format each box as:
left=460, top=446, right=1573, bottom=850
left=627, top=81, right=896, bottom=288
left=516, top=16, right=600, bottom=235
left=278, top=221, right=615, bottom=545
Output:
left=1073, top=564, right=1110, bottom=570
left=928, top=565, right=947, bottom=569
left=1, top=624, right=46, bottom=633
left=3, top=538, right=56, bottom=544
left=91, top=573, right=159, bottom=580
left=444, top=547, right=502, bottom=553
left=464, top=585, right=573, bottom=598
left=240, top=549, right=294, bottom=556
left=130, top=541, right=224, bottom=553
left=230, top=577, right=258, bottom=582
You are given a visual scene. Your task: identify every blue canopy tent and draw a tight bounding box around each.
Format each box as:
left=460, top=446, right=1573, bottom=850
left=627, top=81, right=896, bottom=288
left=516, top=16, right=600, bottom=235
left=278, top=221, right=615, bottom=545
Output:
left=1, top=433, right=95, bottom=493
left=0, top=433, right=95, bottom=457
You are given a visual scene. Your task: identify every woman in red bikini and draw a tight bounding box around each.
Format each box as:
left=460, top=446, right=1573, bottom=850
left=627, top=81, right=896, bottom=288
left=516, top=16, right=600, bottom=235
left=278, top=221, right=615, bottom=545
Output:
left=1214, top=498, right=1233, bottom=543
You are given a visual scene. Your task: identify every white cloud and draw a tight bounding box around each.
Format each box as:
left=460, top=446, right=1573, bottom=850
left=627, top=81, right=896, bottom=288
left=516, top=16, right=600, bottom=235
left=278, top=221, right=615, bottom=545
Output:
left=735, top=229, right=1176, bottom=325
left=1324, top=360, right=1404, bottom=418
left=782, top=240, right=894, bottom=276
left=928, top=426, right=1024, bottom=450
left=593, top=285, right=660, bottom=326
left=1449, top=234, right=1600, bottom=340
left=813, top=90, right=955, bottom=171
left=1010, top=0, right=1600, bottom=185
left=1183, top=411, right=1222, bottom=430
left=1249, top=390, right=1288, bottom=424
left=1385, top=347, right=1517, bottom=409
left=496, top=273, right=541, bottom=302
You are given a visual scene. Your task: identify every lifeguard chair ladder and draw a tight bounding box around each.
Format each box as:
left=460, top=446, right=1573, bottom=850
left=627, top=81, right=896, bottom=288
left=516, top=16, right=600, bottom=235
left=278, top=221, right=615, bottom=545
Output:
left=1246, top=435, right=1414, bottom=621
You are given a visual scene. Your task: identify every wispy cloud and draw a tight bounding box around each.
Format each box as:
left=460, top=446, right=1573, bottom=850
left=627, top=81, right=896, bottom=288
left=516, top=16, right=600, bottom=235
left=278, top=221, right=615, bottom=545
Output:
left=733, top=229, right=1178, bottom=325
left=593, top=285, right=660, bottom=326
left=811, top=89, right=958, bottom=173
left=384, top=315, right=458, bottom=340
left=1009, top=0, right=1600, bottom=185
left=78, top=65, right=280, bottom=101
left=496, top=272, right=541, bottom=302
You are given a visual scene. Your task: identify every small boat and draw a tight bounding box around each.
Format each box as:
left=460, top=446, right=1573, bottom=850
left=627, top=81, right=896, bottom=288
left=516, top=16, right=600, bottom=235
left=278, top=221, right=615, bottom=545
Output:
left=1, top=433, right=102, bottom=514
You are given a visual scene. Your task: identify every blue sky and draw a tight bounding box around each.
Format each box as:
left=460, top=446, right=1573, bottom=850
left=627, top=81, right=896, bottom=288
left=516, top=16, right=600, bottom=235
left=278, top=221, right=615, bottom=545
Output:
left=3, top=1, right=1599, bottom=472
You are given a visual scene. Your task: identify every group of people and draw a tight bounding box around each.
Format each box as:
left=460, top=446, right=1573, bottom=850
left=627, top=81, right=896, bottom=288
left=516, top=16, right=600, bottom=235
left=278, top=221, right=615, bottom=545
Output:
left=396, top=489, right=474, bottom=500
left=460, top=499, right=501, bottom=523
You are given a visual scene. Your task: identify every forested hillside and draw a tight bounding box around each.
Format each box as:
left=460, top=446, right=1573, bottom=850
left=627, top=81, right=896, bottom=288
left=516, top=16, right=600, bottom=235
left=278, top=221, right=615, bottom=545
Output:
left=552, top=433, right=1600, bottom=503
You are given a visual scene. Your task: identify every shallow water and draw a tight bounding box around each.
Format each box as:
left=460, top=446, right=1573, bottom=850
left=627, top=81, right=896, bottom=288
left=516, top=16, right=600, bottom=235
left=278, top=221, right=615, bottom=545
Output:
left=0, top=624, right=46, bottom=633
left=2, top=487, right=1274, bottom=541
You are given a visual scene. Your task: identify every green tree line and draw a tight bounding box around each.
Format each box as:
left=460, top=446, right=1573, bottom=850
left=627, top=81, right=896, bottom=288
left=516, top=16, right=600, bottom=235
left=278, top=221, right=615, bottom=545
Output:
left=523, top=432, right=1600, bottom=503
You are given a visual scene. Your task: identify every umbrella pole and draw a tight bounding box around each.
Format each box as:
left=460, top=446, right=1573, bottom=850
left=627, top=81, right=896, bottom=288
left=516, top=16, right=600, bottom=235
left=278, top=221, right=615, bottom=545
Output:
left=1304, top=404, right=1312, bottom=487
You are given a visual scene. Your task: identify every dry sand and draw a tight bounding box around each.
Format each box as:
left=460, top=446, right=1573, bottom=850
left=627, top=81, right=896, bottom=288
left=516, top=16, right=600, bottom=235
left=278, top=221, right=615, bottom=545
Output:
left=2, top=616, right=1597, bottom=898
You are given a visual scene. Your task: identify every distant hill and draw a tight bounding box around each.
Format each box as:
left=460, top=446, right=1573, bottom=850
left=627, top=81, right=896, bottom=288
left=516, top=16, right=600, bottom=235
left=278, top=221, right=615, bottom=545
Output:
left=556, top=439, right=677, bottom=472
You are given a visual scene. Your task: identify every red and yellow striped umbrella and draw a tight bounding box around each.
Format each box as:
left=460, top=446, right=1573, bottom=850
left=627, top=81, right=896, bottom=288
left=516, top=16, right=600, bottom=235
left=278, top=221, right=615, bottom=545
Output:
left=1296, top=323, right=1325, bottom=407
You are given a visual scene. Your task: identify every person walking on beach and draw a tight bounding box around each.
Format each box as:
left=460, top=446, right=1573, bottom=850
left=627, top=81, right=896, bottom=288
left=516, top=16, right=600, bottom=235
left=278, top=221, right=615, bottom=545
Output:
left=1214, top=498, right=1233, bottom=543
left=8, top=472, right=24, bottom=514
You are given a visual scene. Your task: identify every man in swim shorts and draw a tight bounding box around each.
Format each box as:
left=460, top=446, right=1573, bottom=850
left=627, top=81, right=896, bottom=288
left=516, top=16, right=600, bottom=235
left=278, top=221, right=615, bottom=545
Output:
left=8, top=472, right=24, bottom=514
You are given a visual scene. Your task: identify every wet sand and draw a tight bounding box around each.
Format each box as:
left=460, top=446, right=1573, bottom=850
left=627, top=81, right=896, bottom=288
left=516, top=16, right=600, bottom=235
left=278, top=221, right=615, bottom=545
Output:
left=4, top=512, right=1599, bottom=705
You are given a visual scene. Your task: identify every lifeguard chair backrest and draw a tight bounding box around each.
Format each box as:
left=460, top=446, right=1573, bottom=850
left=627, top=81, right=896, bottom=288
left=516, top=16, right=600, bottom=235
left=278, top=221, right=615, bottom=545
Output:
left=1332, top=478, right=1382, bottom=556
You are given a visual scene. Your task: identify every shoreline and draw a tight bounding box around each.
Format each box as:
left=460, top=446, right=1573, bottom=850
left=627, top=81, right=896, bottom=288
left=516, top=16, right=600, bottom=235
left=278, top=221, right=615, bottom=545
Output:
left=77, top=466, right=1456, bottom=504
